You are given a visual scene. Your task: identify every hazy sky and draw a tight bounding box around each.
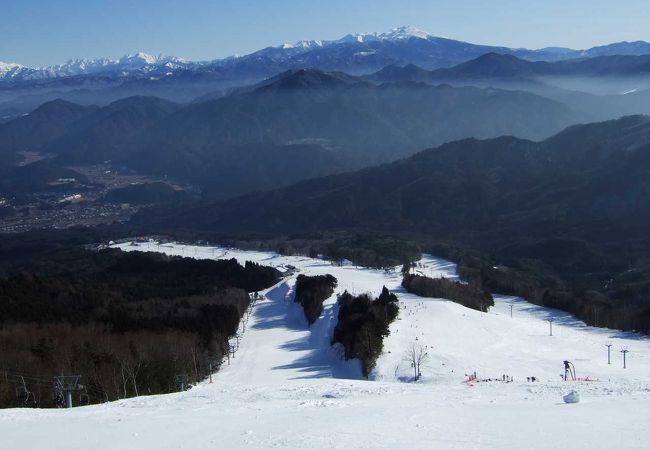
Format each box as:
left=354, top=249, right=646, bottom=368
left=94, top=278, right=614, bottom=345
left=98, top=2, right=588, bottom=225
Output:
left=3, top=0, right=650, bottom=66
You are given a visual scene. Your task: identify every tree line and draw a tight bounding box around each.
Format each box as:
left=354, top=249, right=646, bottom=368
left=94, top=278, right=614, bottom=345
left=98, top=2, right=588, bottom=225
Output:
left=401, top=273, right=494, bottom=312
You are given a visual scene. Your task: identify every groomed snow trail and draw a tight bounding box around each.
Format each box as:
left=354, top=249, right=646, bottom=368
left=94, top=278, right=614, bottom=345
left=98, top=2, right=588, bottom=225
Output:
left=0, top=242, right=648, bottom=450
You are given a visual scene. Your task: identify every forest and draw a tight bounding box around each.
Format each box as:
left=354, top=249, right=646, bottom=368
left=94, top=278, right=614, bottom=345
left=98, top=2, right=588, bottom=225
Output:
left=0, top=247, right=280, bottom=408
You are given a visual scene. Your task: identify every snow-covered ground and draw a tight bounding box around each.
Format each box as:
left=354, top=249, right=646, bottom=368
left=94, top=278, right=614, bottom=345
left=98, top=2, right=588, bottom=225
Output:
left=1, top=242, right=649, bottom=449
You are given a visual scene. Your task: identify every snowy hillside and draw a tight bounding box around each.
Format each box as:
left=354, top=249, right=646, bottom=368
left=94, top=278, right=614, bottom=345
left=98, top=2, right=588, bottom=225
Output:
left=1, top=242, right=648, bottom=449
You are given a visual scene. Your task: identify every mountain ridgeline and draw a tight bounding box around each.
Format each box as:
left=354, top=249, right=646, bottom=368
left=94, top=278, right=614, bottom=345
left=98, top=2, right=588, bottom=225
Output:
left=146, top=115, right=650, bottom=234
left=0, top=69, right=587, bottom=197
left=366, top=53, right=650, bottom=118
left=5, top=51, right=650, bottom=199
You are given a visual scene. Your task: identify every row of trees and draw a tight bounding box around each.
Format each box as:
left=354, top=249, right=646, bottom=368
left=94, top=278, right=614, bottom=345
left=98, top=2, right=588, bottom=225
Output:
left=332, top=287, right=399, bottom=377
left=294, top=274, right=337, bottom=325
left=213, top=231, right=422, bottom=269
left=401, top=274, right=494, bottom=312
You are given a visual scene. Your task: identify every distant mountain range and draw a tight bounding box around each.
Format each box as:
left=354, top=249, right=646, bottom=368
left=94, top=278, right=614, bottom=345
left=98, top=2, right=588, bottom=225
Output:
left=364, top=53, right=650, bottom=116
left=367, top=53, right=650, bottom=82
left=4, top=27, right=650, bottom=83
left=5, top=50, right=650, bottom=197
left=0, top=68, right=589, bottom=197
left=3, top=26, right=650, bottom=116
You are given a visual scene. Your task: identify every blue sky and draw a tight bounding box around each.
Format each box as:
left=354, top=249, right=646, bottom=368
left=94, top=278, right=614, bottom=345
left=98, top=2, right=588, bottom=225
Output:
left=3, top=0, right=650, bottom=66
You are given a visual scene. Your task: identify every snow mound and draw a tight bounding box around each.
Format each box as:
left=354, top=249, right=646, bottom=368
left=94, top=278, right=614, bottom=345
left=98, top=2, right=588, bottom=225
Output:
left=564, top=390, right=581, bottom=404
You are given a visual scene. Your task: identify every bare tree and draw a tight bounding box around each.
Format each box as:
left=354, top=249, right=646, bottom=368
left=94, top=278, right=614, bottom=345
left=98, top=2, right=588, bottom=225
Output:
left=404, top=342, right=429, bottom=382
left=117, top=342, right=144, bottom=397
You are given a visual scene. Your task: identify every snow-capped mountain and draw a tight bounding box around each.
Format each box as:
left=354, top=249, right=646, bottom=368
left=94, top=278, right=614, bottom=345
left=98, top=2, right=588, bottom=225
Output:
left=0, top=52, right=197, bottom=82
left=3, top=25, right=650, bottom=116
left=0, top=61, right=26, bottom=79
left=5, top=26, right=650, bottom=84
left=337, top=25, right=435, bottom=43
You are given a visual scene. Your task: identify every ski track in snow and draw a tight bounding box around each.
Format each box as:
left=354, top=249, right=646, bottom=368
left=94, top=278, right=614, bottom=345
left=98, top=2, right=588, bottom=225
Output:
left=1, top=241, right=649, bottom=450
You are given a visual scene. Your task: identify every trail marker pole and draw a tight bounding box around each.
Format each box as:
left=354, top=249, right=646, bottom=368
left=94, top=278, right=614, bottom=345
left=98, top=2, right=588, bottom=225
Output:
left=548, top=319, right=553, bottom=336
left=510, top=304, right=513, bottom=318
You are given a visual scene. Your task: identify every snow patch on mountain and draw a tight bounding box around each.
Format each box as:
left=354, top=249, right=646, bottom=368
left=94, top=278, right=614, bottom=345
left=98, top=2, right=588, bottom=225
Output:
left=281, top=40, right=324, bottom=50
left=0, top=61, right=25, bottom=78
left=338, top=26, right=434, bottom=44
left=0, top=52, right=193, bottom=82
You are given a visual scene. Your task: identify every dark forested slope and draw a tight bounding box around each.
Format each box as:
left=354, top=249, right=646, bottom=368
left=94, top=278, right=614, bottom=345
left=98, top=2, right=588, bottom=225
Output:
left=145, top=115, right=650, bottom=236
left=0, top=99, right=98, bottom=160
left=0, top=244, right=280, bottom=408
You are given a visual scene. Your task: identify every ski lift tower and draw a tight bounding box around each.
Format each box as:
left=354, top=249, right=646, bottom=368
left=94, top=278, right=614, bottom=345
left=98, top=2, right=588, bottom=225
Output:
left=53, top=375, right=82, bottom=408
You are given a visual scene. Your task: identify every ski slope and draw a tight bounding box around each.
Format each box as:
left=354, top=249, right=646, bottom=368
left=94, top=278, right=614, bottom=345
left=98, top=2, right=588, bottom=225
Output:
left=1, top=241, right=648, bottom=450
